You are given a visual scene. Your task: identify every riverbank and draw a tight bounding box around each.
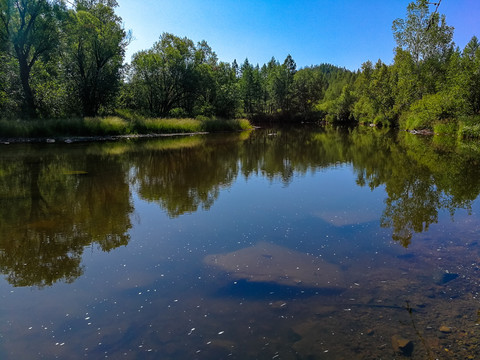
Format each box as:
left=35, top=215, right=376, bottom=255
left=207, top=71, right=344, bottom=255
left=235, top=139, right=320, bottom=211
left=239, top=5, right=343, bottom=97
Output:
left=0, top=115, right=253, bottom=144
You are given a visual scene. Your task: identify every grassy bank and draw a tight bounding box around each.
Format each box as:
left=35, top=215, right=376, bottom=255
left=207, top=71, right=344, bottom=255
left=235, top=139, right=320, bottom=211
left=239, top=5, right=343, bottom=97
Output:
left=0, top=113, right=253, bottom=139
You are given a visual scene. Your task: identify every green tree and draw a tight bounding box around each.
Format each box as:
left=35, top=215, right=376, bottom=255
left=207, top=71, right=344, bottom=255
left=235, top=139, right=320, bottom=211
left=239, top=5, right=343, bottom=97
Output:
left=392, top=0, right=453, bottom=65
left=239, top=58, right=263, bottom=117
left=353, top=61, right=375, bottom=123
left=129, top=33, right=201, bottom=117
left=293, top=66, right=324, bottom=118
left=391, top=48, right=419, bottom=116
left=212, top=61, right=240, bottom=118
left=0, top=0, right=64, bottom=117
left=65, top=0, right=129, bottom=116
left=370, top=60, right=395, bottom=124
left=462, top=36, right=480, bottom=114
left=282, top=54, right=296, bottom=112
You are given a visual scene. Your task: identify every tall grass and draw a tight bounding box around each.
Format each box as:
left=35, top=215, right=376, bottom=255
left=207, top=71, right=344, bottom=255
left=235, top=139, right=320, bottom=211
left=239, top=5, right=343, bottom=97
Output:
left=458, top=116, right=480, bottom=139
left=0, top=114, right=253, bottom=139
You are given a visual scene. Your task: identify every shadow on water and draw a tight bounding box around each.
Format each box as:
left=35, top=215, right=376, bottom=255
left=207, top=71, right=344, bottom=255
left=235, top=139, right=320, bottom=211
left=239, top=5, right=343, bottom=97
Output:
left=213, top=279, right=344, bottom=300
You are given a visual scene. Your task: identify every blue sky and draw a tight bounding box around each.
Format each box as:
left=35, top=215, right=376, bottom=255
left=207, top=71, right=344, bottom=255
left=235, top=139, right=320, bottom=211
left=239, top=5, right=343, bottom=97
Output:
left=116, top=0, right=480, bottom=71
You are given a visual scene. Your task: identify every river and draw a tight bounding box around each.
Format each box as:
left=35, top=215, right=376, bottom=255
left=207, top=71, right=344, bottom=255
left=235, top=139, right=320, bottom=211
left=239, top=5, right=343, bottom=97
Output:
left=0, top=126, right=479, bottom=359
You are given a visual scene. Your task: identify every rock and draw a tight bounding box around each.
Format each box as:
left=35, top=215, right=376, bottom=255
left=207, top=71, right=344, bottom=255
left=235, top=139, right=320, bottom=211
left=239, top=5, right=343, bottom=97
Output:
left=439, top=325, right=452, bottom=333
left=391, top=335, right=414, bottom=356
left=204, top=242, right=345, bottom=289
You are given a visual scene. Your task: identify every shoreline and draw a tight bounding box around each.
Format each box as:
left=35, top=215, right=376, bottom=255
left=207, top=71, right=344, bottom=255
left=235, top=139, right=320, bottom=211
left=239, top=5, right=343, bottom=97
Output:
left=0, top=131, right=211, bottom=145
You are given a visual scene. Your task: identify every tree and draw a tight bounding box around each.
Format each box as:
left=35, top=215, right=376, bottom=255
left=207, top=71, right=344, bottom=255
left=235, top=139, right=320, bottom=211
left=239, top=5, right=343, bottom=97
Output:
left=369, top=60, right=395, bottom=123
left=282, top=54, right=296, bottom=112
left=212, top=61, right=240, bottom=118
left=392, top=0, right=454, bottom=65
left=391, top=48, right=419, bottom=115
left=130, top=33, right=217, bottom=117
left=293, top=66, right=324, bottom=118
left=65, top=0, right=129, bottom=116
left=462, top=36, right=480, bottom=114
left=0, top=0, right=64, bottom=117
left=239, top=58, right=262, bottom=117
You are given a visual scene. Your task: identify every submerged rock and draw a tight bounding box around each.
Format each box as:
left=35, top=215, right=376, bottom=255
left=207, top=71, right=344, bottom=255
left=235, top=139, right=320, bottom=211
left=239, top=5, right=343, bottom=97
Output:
left=391, top=335, right=414, bottom=356
left=439, top=325, right=452, bottom=333
left=204, top=242, right=345, bottom=289
left=434, top=271, right=459, bottom=285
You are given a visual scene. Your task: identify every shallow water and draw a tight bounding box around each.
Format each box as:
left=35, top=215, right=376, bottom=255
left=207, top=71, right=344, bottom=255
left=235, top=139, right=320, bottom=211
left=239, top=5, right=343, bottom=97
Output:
left=0, top=126, right=480, bottom=359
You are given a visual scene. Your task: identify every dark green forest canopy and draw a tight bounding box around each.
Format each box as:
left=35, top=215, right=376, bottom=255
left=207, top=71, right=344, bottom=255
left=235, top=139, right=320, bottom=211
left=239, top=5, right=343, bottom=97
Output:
left=0, top=0, right=479, bottom=136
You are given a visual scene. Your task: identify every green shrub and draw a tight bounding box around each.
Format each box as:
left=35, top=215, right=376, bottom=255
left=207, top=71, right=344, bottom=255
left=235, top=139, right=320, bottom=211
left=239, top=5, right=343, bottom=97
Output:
left=168, top=108, right=188, bottom=118
left=352, top=96, right=374, bottom=124
left=201, top=118, right=253, bottom=132
left=401, top=92, right=462, bottom=130
left=433, top=121, right=458, bottom=135
left=458, top=116, right=480, bottom=139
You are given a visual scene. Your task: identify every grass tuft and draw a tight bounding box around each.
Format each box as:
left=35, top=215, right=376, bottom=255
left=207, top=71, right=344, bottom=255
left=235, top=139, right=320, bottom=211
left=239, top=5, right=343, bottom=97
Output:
left=0, top=114, right=253, bottom=139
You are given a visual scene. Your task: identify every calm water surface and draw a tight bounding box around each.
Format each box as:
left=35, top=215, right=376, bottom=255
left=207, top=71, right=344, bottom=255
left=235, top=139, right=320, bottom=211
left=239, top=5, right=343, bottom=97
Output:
left=1, top=127, right=480, bottom=359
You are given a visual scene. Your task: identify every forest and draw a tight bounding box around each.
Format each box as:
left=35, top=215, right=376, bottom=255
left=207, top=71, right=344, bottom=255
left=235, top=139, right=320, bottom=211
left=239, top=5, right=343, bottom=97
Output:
left=1, top=0, right=479, bottom=137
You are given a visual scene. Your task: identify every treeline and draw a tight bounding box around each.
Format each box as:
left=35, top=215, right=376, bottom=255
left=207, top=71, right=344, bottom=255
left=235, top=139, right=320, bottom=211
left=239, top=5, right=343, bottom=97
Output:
left=122, top=40, right=348, bottom=121
left=1, top=0, right=479, bottom=135
left=331, top=0, right=480, bottom=136
left=0, top=0, right=128, bottom=118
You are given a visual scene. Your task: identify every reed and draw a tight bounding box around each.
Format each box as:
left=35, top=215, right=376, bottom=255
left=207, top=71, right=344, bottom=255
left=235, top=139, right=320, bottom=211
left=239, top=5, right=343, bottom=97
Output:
left=0, top=115, right=253, bottom=139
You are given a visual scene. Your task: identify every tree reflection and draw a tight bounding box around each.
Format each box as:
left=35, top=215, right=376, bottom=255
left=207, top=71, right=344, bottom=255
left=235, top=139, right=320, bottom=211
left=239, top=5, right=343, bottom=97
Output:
left=0, top=148, right=132, bottom=287
left=0, top=128, right=479, bottom=288
left=350, top=129, right=480, bottom=247
left=131, top=135, right=244, bottom=217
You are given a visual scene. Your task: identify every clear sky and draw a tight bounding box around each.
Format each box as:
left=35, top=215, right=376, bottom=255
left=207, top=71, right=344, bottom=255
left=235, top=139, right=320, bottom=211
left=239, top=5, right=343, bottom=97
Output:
left=116, top=0, right=480, bottom=71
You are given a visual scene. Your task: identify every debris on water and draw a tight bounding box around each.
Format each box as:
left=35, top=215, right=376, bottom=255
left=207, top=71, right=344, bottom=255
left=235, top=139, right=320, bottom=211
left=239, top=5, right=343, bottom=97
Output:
left=269, top=301, right=287, bottom=310
left=218, top=331, right=225, bottom=335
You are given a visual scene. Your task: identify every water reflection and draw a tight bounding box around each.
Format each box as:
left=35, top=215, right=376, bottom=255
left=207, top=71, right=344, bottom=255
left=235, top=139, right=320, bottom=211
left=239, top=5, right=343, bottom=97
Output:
left=132, top=135, right=244, bottom=217
left=0, top=146, right=133, bottom=287
left=0, top=128, right=479, bottom=288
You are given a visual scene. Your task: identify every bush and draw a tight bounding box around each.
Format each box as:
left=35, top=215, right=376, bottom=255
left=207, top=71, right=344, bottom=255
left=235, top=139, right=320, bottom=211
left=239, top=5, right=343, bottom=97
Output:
left=433, top=121, right=458, bottom=135
left=401, top=92, right=463, bottom=130
left=353, top=96, right=375, bottom=124
left=458, top=116, right=480, bottom=139
left=168, top=107, right=188, bottom=118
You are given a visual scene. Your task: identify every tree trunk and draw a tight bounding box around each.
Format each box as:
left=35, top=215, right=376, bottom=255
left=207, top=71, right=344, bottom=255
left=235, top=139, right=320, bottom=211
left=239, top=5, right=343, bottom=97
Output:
left=17, top=53, right=36, bottom=118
